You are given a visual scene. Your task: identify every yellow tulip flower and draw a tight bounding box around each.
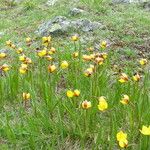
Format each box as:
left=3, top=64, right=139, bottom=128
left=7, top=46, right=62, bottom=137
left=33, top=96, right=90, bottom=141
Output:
left=84, top=68, right=93, bottom=77
left=19, top=64, right=28, bottom=74
left=45, top=55, right=53, bottom=61
left=42, top=36, right=51, bottom=47
left=61, top=61, right=69, bottom=69
left=100, top=41, right=107, bottom=49
left=72, top=52, right=79, bottom=58
left=87, top=47, right=94, bottom=51
left=81, top=100, right=91, bottom=109
left=71, top=35, right=79, bottom=42
left=48, top=47, right=56, bottom=55
left=139, top=58, right=147, bottom=66
left=24, top=57, right=32, bottom=64
left=26, top=37, right=31, bottom=43
left=119, top=73, right=129, bottom=83
left=116, top=131, right=128, bottom=148
left=120, top=95, right=129, bottom=105
left=82, top=55, right=92, bottom=61
left=48, top=65, right=56, bottom=73
left=16, top=48, right=23, bottom=54
left=19, top=55, right=26, bottom=62
left=0, top=52, right=6, bottom=59
left=66, top=90, right=74, bottom=98
left=119, top=140, right=128, bottom=148
left=140, top=125, right=150, bottom=135
left=11, top=44, right=16, bottom=49
left=95, top=57, right=104, bottom=65
left=74, top=89, right=80, bottom=97
left=117, top=131, right=127, bottom=142
left=1, top=64, right=10, bottom=72
left=37, top=49, right=47, bottom=57
left=133, top=73, right=141, bottom=82
left=98, top=96, right=108, bottom=111
left=101, top=53, right=108, bottom=59
left=23, top=92, right=30, bottom=101
left=6, top=40, right=12, bottom=47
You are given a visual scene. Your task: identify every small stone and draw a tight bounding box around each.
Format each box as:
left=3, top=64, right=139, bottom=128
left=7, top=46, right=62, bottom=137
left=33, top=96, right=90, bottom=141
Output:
left=47, top=0, right=58, bottom=6
left=143, top=1, right=150, bottom=11
left=0, top=49, right=9, bottom=53
left=0, top=32, right=4, bottom=37
left=70, top=8, right=85, bottom=16
left=112, top=0, right=147, bottom=3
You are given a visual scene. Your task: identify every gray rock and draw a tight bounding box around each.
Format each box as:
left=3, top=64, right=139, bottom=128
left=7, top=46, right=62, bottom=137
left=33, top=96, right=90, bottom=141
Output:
left=36, top=16, right=104, bottom=36
left=47, top=0, right=58, bottom=6
left=9, top=0, right=23, bottom=3
left=0, top=49, right=9, bottom=53
left=72, top=19, right=103, bottom=32
left=70, top=8, right=85, bottom=16
left=143, top=1, right=150, bottom=11
left=0, top=32, right=4, bottom=37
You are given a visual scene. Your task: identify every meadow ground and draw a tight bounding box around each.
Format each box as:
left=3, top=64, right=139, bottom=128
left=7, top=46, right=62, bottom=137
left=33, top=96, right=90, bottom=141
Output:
left=0, top=0, right=150, bottom=149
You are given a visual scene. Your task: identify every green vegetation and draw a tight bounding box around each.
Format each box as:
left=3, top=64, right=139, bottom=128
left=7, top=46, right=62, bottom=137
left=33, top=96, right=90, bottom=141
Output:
left=0, top=0, right=150, bottom=149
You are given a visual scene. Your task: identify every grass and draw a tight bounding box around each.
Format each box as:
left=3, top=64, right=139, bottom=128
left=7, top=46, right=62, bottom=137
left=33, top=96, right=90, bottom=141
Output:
left=0, top=0, right=150, bottom=149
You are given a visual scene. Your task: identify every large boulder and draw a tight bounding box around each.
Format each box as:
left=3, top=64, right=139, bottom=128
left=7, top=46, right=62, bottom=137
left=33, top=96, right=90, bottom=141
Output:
left=36, top=16, right=104, bottom=36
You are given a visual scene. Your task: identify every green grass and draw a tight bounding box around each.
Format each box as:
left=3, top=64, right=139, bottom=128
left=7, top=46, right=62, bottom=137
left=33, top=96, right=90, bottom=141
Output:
left=0, top=0, right=150, bottom=149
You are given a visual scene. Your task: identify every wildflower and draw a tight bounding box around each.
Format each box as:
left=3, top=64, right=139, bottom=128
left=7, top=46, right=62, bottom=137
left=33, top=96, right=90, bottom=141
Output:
left=84, top=68, right=93, bottom=77
left=95, top=57, right=104, bottom=65
left=118, top=140, right=128, bottom=148
left=133, top=73, right=141, bottom=82
left=24, top=57, right=32, bottom=64
left=116, top=131, right=128, bottom=148
left=72, top=52, right=79, bottom=58
left=119, top=73, right=129, bottom=83
left=42, top=36, right=51, bottom=47
left=16, top=48, right=23, bottom=54
left=98, top=96, right=108, bottom=111
left=89, top=64, right=95, bottom=71
left=87, top=47, right=94, bottom=51
left=82, top=55, right=92, bottom=61
left=48, top=47, right=56, bottom=54
left=100, top=41, right=107, bottom=49
left=120, top=95, right=129, bottom=105
left=1, top=64, right=10, bottom=72
left=45, top=55, right=53, bottom=61
left=101, top=53, right=108, bottom=59
left=66, top=90, right=74, bottom=98
left=11, top=44, right=16, bottom=49
left=6, top=40, right=12, bottom=47
left=37, top=49, right=47, bottom=57
left=139, top=58, right=147, bottom=66
left=23, top=92, right=30, bottom=101
left=19, top=55, right=26, bottom=62
left=140, top=125, right=150, bottom=135
left=90, top=54, right=95, bottom=59
left=81, top=100, right=91, bottom=109
left=19, top=64, right=28, bottom=74
left=117, top=131, right=127, bottom=142
left=74, top=89, right=80, bottom=97
left=71, top=35, right=79, bottom=42
left=61, top=61, right=69, bottom=69
left=26, top=37, right=31, bottom=43
left=0, top=52, right=7, bottom=59
left=48, top=64, right=56, bottom=73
